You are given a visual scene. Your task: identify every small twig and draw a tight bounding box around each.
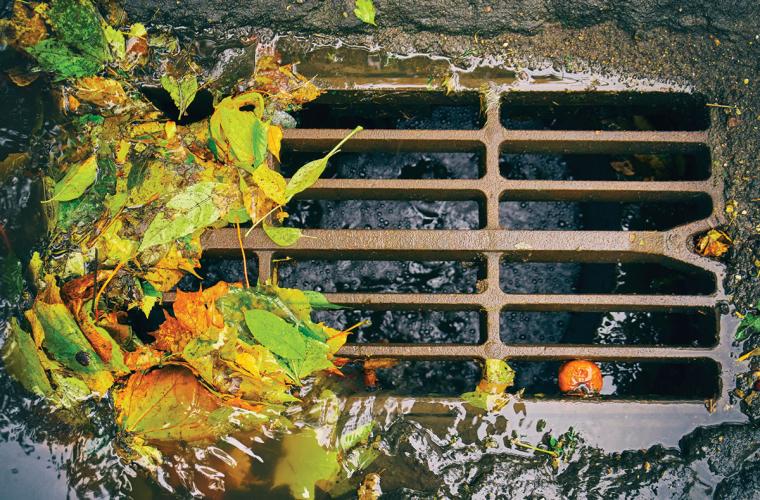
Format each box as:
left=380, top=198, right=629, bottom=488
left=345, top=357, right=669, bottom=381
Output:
left=511, top=439, right=559, bottom=457
left=91, top=249, right=98, bottom=315
left=235, top=222, right=250, bottom=289
left=93, top=259, right=127, bottom=319
left=245, top=205, right=280, bottom=237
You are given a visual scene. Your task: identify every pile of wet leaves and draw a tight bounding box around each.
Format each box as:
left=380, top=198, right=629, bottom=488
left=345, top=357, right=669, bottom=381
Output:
left=0, top=1, right=377, bottom=493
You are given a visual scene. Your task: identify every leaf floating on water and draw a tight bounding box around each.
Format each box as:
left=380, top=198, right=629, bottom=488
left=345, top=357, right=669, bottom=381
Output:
left=160, top=74, right=199, bottom=120
left=114, top=365, right=228, bottom=442
left=45, top=155, right=98, bottom=203
left=47, top=0, right=110, bottom=64
left=27, top=38, right=102, bottom=80
left=74, top=76, right=128, bottom=108
left=353, top=0, right=377, bottom=26
left=272, top=428, right=340, bottom=499
left=263, top=222, right=302, bottom=247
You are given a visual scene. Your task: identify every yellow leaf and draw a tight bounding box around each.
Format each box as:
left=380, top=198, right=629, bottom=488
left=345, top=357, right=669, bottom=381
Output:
left=252, top=165, right=287, bottom=205
left=115, top=140, right=131, bottom=164
left=696, top=229, right=731, bottom=258
left=268, top=124, right=283, bottom=161
left=165, top=120, right=177, bottom=140
left=74, top=76, right=128, bottom=108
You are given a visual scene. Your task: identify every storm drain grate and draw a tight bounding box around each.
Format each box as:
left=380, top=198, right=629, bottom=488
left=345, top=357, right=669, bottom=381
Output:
left=195, top=90, right=728, bottom=403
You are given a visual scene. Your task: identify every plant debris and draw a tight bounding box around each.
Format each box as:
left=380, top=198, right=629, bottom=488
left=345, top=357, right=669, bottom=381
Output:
left=0, top=0, right=370, bottom=476
left=696, top=228, right=732, bottom=258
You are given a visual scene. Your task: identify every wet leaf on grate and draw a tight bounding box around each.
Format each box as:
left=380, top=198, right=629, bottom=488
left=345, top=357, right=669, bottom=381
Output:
left=263, top=222, right=302, bottom=247
left=736, top=306, right=760, bottom=341
left=1, top=318, right=54, bottom=397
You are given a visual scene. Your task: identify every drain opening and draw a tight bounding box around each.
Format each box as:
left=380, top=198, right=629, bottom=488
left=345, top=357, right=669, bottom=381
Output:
left=285, top=199, right=482, bottom=230
left=500, top=261, right=715, bottom=295
left=293, top=90, right=484, bottom=130
left=500, top=309, right=717, bottom=347
left=499, top=197, right=712, bottom=231
left=500, top=149, right=711, bottom=181
left=140, top=85, right=214, bottom=124
left=313, top=309, right=483, bottom=344
left=501, top=92, right=709, bottom=131
left=512, top=359, right=719, bottom=399
left=342, top=360, right=483, bottom=396
left=280, top=151, right=485, bottom=179
left=177, top=256, right=259, bottom=292
left=276, top=259, right=484, bottom=294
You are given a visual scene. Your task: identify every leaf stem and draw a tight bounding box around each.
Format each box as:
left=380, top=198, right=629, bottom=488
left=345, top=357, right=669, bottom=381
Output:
left=511, top=439, right=559, bottom=457
left=235, top=222, right=250, bottom=288
left=326, top=126, right=363, bottom=158
left=93, top=259, right=127, bottom=319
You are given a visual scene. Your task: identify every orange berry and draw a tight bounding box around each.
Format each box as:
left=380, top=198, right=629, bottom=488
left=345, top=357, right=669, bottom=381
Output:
left=558, top=360, right=603, bottom=395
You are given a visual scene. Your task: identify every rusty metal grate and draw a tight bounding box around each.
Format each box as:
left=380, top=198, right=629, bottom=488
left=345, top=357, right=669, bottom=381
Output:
left=194, top=90, right=729, bottom=403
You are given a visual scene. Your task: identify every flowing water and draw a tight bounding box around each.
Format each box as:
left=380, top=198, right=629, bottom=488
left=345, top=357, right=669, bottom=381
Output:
left=0, top=40, right=748, bottom=498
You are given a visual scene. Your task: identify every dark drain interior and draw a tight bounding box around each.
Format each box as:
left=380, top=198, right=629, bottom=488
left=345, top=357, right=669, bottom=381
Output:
left=190, top=89, right=724, bottom=402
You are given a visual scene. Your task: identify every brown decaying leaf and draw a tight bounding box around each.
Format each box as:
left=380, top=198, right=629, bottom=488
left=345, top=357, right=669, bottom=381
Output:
left=696, top=229, right=731, bottom=258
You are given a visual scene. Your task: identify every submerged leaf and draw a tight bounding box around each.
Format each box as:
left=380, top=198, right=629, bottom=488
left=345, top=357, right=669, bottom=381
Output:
left=160, top=74, right=199, bottom=120
left=47, top=0, right=109, bottom=63
left=45, top=155, right=98, bottom=203
left=354, top=0, right=377, bottom=26
left=272, top=428, right=340, bottom=499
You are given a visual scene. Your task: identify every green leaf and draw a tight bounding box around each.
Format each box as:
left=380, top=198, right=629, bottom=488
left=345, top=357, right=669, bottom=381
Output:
left=160, top=74, right=199, bottom=120
left=737, top=307, right=760, bottom=341
left=209, top=92, right=265, bottom=167
left=285, top=126, right=362, bottom=201
left=243, top=309, right=307, bottom=360
left=30, top=301, right=113, bottom=394
left=303, top=290, right=342, bottom=310
left=224, top=206, right=251, bottom=224
left=273, top=428, right=340, bottom=499
left=484, top=358, right=515, bottom=386
left=339, top=421, right=375, bottom=451
left=252, top=118, right=269, bottom=167
left=1, top=318, right=54, bottom=397
left=263, top=222, right=302, bottom=247
left=289, top=338, right=333, bottom=380
left=26, top=39, right=101, bottom=80
left=138, top=182, right=221, bottom=251
left=47, top=0, right=109, bottom=63
left=45, top=155, right=98, bottom=203
left=354, top=0, right=377, bottom=26
left=103, top=25, right=126, bottom=60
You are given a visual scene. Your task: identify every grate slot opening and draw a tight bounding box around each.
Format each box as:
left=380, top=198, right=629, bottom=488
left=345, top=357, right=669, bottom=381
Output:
left=293, top=90, right=484, bottom=130
left=177, top=256, right=259, bottom=291
left=500, top=261, right=715, bottom=295
left=343, top=360, right=483, bottom=396
left=499, top=149, right=711, bottom=181
left=279, top=150, right=485, bottom=179
left=285, top=199, right=483, bottom=230
left=500, top=92, right=708, bottom=131
left=276, top=259, right=484, bottom=294
left=499, top=197, right=712, bottom=231
left=511, top=359, right=719, bottom=399
left=500, top=309, right=717, bottom=347
left=313, top=309, right=484, bottom=344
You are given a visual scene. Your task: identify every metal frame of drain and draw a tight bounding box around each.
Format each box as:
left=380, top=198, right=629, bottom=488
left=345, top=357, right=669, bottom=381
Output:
left=191, top=89, right=730, bottom=407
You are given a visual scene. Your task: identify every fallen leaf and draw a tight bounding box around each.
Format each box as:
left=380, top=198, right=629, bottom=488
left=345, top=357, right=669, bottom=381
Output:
left=160, top=74, right=198, bottom=120
left=114, top=365, right=228, bottom=442
left=45, top=154, right=98, bottom=203
left=696, top=229, right=731, bottom=258
left=1, top=318, right=54, bottom=397
left=268, top=124, right=283, bottom=161
left=74, top=76, right=128, bottom=107
left=353, top=0, right=377, bottom=26
left=263, top=222, right=302, bottom=247
left=244, top=309, right=307, bottom=360
left=272, top=428, right=340, bottom=499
